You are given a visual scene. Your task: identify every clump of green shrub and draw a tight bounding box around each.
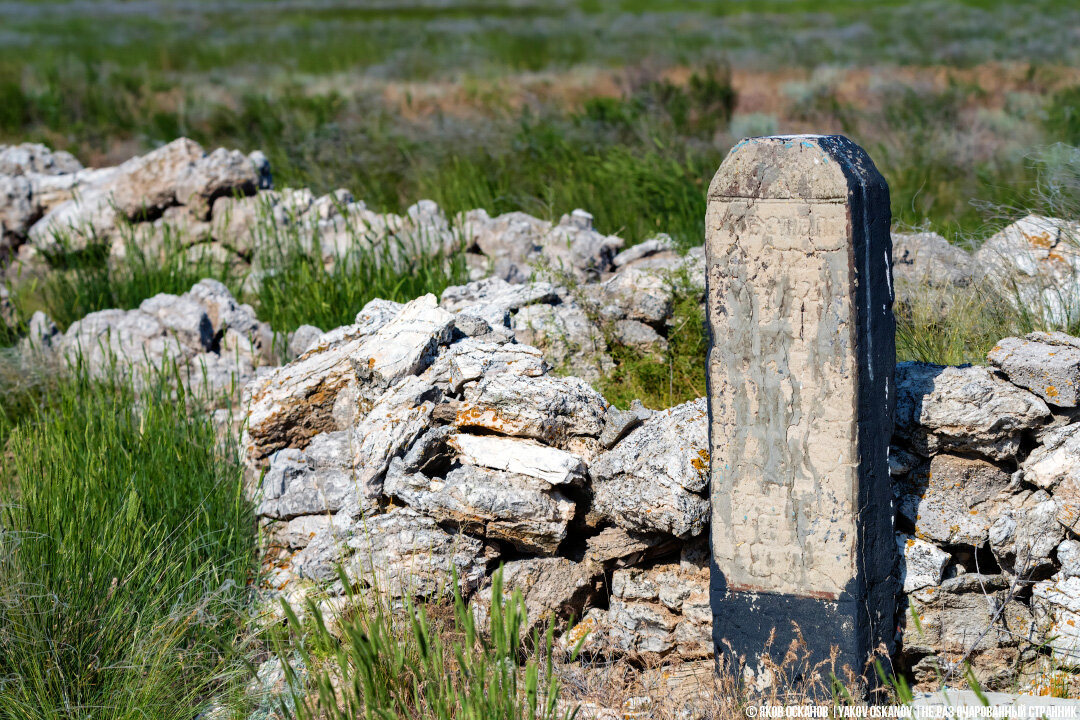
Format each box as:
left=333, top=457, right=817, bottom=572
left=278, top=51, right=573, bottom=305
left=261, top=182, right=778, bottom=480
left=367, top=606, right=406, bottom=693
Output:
left=598, top=270, right=708, bottom=410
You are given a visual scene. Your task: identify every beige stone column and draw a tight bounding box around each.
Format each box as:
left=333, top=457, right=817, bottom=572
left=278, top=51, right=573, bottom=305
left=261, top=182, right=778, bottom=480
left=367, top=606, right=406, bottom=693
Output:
left=707, top=135, right=896, bottom=679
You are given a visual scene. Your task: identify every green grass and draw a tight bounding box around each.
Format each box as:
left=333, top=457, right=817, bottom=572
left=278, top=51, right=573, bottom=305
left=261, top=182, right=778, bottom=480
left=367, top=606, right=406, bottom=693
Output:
left=0, top=367, right=256, bottom=719
left=4, top=206, right=469, bottom=339
left=894, top=285, right=1028, bottom=366
left=254, top=224, right=469, bottom=333
left=19, top=229, right=237, bottom=331
left=597, top=268, right=708, bottom=410
left=2, top=3, right=1078, bottom=246
left=277, top=568, right=577, bottom=720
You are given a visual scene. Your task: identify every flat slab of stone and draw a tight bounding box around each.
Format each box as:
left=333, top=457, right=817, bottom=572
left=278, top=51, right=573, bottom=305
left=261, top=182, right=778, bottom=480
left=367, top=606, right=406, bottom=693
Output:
left=706, top=135, right=896, bottom=678
left=895, top=362, right=1050, bottom=461
left=989, top=332, right=1080, bottom=407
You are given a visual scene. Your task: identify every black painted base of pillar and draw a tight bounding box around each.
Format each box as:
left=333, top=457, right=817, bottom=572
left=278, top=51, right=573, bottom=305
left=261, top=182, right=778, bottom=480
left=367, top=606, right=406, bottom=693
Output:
left=711, top=577, right=894, bottom=689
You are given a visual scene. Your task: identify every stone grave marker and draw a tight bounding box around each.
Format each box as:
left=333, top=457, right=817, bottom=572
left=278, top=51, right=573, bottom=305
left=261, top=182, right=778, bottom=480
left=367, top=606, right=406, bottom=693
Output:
left=706, top=135, right=897, bottom=679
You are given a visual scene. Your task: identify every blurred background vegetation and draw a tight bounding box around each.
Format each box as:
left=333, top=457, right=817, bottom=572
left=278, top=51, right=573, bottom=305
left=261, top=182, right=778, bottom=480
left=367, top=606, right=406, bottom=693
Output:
left=4, top=0, right=1080, bottom=247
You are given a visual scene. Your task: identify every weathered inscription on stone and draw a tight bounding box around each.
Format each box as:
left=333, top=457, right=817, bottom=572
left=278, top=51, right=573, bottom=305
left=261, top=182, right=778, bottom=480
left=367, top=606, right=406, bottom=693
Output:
left=707, top=135, right=897, bottom=678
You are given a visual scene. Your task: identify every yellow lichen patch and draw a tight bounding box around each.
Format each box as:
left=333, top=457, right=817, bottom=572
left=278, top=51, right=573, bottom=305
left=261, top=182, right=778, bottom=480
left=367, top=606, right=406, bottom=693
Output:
left=1025, top=231, right=1054, bottom=249
left=1047, top=385, right=1059, bottom=398
left=565, top=616, right=596, bottom=647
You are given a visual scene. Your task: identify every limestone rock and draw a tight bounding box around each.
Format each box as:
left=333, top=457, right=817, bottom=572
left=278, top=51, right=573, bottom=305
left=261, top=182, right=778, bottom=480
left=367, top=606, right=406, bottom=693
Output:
left=898, top=534, right=951, bottom=592
left=472, top=557, right=600, bottom=635
left=185, top=350, right=257, bottom=398
left=256, top=431, right=362, bottom=520
left=1023, top=423, right=1080, bottom=492
left=897, top=453, right=1012, bottom=546
left=244, top=294, right=451, bottom=462
left=1032, top=577, right=1080, bottom=668
left=989, top=497, right=1064, bottom=572
left=187, top=278, right=262, bottom=339
left=0, top=174, right=35, bottom=239
left=892, top=231, right=974, bottom=288
left=289, top=514, right=354, bottom=582
left=452, top=372, right=607, bottom=447
left=345, top=507, right=487, bottom=599
left=60, top=308, right=188, bottom=376
left=583, top=527, right=677, bottom=567
left=384, top=461, right=575, bottom=554
left=904, top=574, right=1016, bottom=655
left=975, top=215, right=1080, bottom=326
left=0, top=143, right=82, bottom=176
left=457, top=209, right=622, bottom=282
left=309, top=298, right=403, bottom=354
left=0, top=283, right=14, bottom=328
left=599, top=399, right=654, bottom=449
left=895, top=362, right=1050, bottom=460
left=607, top=600, right=679, bottom=655
left=592, top=266, right=672, bottom=327
left=447, top=432, right=585, bottom=485
left=350, top=294, right=454, bottom=395
left=612, top=319, right=667, bottom=351
left=25, top=310, right=59, bottom=349
left=582, top=563, right=711, bottom=660
left=30, top=138, right=260, bottom=249
left=244, top=339, right=364, bottom=461
left=440, top=277, right=559, bottom=328
left=457, top=209, right=548, bottom=282
left=538, top=210, right=623, bottom=280
left=612, top=235, right=675, bottom=269
left=138, top=293, right=214, bottom=352
left=351, top=376, right=438, bottom=496
left=512, top=301, right=610, bottom=381
left=591, top=398, right=710, bottom=538
left=288, top=325, right=324, bottom=359
left=281, top=514, right=348, bottom=550
left=989, top=333, right=1080, bottom=407
left=441, top=338, right=547, bottom=393
left=1058, top=539, right=1080, bottom=578
left=43, top=280, right=260, bottom=399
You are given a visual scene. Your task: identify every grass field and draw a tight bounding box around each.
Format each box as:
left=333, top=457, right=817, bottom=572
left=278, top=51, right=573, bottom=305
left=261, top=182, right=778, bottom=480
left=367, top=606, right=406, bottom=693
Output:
left=4, top=0, right=1080, bottom=243
left=4, top=1, right=1080, bottom=716
left=0, top=369, right=256, bottom=718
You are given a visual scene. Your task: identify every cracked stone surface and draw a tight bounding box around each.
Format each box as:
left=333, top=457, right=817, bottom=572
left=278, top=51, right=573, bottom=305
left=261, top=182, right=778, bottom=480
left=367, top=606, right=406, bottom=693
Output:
left=591, top=398, right=709, bottom=538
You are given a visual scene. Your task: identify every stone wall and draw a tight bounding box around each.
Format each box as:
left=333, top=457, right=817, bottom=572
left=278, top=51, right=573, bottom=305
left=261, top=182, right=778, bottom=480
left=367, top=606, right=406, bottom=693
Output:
left=241, top=278, right=1080, bottom=693
left=10, top=140, right=1080, bottom=693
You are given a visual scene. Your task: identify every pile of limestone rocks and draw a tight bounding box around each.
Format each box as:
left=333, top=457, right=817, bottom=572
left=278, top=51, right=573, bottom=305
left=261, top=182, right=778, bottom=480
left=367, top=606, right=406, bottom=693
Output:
left=0, top=139, right=269, bottom=263
left=1, top=139, right=700, bottom=383
left=240, top=280, right=1080, bottom=692
left=22, top=278, right=275, bottom=401
left=890, top=336, right=1080, bottom=690
left=14, top=140, right=1080, bottom=692
left=29, top=265, right=1080, bottom=690
left=242, top=289, right=716, bottom=665
left=892, top=214, right=1080, bottom=326
left=0, top=138, right=659, bottom=287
